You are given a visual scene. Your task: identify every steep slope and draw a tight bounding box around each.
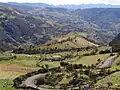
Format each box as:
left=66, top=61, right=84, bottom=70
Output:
left=0, top=6, right=64, bottom=51
left=15, top=7, right=108, bottom=44
left=109, top=33, right=120, bottom=51
left=1, top=4, right=120, bottom=51
left=13, top=32, right=99, bottom=54
left=74, top=8, right=120, bottom=39
left=13, top=6, right=120, bottom=44
left=43, top=32, right=99, bottom=49
left=1, top=6, right=98, bottom=51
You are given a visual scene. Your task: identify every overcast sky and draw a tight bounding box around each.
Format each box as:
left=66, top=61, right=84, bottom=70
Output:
left=0, top=0, right=120, bottom=5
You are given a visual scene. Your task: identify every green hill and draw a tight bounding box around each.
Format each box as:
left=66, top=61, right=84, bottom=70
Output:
left=42, top=32, right=99, bottom=49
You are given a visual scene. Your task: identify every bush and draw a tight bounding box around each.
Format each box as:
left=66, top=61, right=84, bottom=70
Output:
left=99, top=50, right=111, bottom=54
left=110, top=53, right=115, bottom=56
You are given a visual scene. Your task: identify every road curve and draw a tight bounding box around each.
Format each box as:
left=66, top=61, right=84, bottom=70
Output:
left=99, top=55, right=118, bottom=68
left=25, top=55, right=118, bottom=89
left=25, top=73, right=63, bottom=90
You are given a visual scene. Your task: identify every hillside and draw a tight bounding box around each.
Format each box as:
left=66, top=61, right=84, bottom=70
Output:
left=74, top=8, right=120, bottom=40
left=0, top=4, right=120, bottom=51
left=15, top=6, right=112, bottom=44
left=43, top=32, right=99, bottom=49
left=0, top=6, right=104, bottom=51
left=109, top=33, right=120, bottom=51
left=15, top=6, right=120, bottom=44
left=110, top=33, right=120, bottom=45
left=1, top=2, right=120, bottom=90
left=12, top=32, right=99, bottom=54
left=0, top=6, right=70, bottom=51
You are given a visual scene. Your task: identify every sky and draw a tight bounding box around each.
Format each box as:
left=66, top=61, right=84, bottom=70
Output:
left=0, top=0, right=120, bottom=5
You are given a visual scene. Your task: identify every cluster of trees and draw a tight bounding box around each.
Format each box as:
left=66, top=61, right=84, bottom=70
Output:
left=44, top=73, right=64, bottom=86
left=60, top=59, right=101, bottom=70
left=45, top=36, right=75, bottom=46
left=99, top=49, right=112, bottom=54
left=13, top=46, right=97, bottom=54
left=13, top=67, right=48, bottom=88
left=59, top=62, right=120, bottom=89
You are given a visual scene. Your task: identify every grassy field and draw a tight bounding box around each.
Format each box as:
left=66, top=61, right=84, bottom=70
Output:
left=0, top=64, right=39, bottom=78
left=0, top=63, right=40, bottom=90
left=95, top=55, right=120, bottom=88
left=40, top=37, right=98, bottom=49
left=96, top=71, right=120, bottom=86
left=72, top=54, right=110, bottom=65
left=39, top=61, right=60, bottom=68
left=37, top=32, right=99, bottom=50
left=0, top=32, right=119, bottom=89
left=0, top=52, right=40, bottom=90
left=0, top=50, right=117, bottom=90
left=0, top=79, right=15, bottom=90
left=112, top=55, right=120, bottom=66
left=0, top=50, right=97, bottom=68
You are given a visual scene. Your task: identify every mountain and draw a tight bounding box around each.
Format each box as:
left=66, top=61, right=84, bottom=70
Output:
left=109, top=33, right=120, bottom=51
left=1, top=3, right=120, bottom=51
left=0, top=2, right=53, bottom=8
left=74, top=8, right=120, bottom=40
left=13, top=32, right=99, bottom=54
left=1, top=2, right=120, bottom=9
left=43, top=32, right=99, bottom=49
left=16, top=6, right=120, bottom=44
left=0, top=6, right=99, bottom=51
left=0, top=6, right=64, bottom=51
left=57, top=4, right=120, bottom=9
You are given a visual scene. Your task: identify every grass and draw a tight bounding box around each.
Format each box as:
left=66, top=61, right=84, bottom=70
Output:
left=37, top=32, right=98, bottom=50
left=72, top=54, right=110, bottom=65
left=39, top=61, right=60, bottom=68
left=0, top=53, right=40, bottom=89
left=96, top=71, right=120, bottom=86
left=112, top=55, right=120, bottom=66
left=0, top=53, right=41, bottom=67
left=0, top=51, right=97, bottom=68
left=0, top=63, right=39, bottom=90
left=40, top=37, right=98, bottom=49
left=96, top=55, right=120, bottom=88
left=0, top=51, right=116, bottom=89
left=0, top=64, right=39, bottom=79
left=0, top=79, right=15, bottom=90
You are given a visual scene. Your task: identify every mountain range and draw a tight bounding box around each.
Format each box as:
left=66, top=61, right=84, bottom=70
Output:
left=0, top=2, right=120, bottom=51
left=1, top=2, right=120, bottom=9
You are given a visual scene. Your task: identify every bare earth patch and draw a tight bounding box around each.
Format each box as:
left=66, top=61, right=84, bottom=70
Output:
left=0, top=64, right=39, bottom=79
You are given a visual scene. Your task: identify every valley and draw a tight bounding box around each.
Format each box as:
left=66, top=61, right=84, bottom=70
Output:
left=0, top=2, right=120, bottom=90
left=0, top=32, right=120, bottom=89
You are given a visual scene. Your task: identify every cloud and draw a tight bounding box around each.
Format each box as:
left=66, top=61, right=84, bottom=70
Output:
left=100, top=0, right=120, bottom=5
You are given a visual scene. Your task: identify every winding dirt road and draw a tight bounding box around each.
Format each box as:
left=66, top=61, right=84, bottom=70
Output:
left=25, top=73, right=63, bottom=90
left=99, top=55, right=118, bottom=68
left=24, top=55, right=118, bottom=90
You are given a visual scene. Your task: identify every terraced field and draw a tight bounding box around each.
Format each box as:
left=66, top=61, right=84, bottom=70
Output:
left=0, top=63, right=40, bottom=90
left=72, top=54, right=110, bottom=65
left=97, top=71, right=120, bottom=87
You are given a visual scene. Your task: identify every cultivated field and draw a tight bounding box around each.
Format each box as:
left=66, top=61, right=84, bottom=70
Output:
left=72, top=54, right=110, bottom=65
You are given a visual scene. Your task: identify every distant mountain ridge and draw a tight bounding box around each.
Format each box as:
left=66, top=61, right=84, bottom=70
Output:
left=57, top=4, right=120, bottom=9
left=0, top=2, right=120, bottom=9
